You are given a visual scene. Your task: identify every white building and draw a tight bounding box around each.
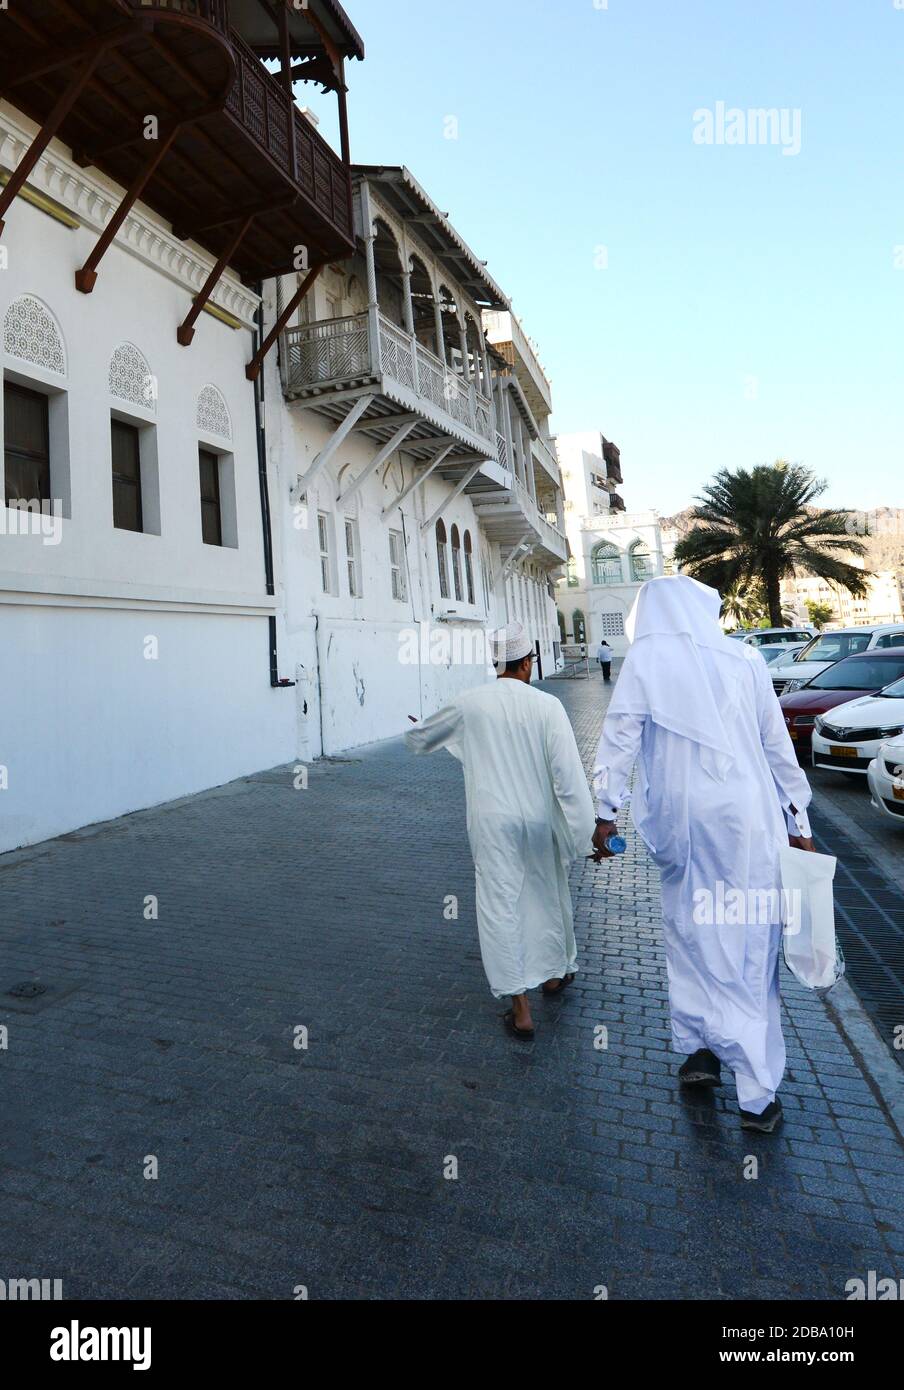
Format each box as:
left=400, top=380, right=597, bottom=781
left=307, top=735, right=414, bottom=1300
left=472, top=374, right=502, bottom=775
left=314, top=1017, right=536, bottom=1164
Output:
left=260, top=167, right=567, bottom=757
left=781, top=566, right=904, bottom=629
left=0, top=3, right=567, bottom=850
left=556, top=431, right=670, bottom=655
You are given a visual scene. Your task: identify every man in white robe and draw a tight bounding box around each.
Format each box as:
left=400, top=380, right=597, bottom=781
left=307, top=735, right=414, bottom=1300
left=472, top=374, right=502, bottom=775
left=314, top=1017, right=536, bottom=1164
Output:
left=591, top=576, right=815, bottom=1132
left=407, top=622, right=596, bottom=1039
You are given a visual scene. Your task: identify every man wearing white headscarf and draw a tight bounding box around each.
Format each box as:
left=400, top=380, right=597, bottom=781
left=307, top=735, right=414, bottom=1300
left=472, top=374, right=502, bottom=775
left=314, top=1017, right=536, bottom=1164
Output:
left=407, top=622, right=596, bottom=1039
left=591, top=575, right=815, bottom=1132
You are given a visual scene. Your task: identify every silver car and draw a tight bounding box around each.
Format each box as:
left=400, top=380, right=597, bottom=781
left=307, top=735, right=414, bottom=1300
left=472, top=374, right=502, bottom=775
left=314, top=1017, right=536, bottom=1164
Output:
left=771, top=625, right=904, bottom=696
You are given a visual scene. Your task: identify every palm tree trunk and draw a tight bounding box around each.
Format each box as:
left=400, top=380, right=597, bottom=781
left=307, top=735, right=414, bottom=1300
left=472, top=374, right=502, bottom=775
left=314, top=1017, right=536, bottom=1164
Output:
left=765, top=568, right=783, bottom=626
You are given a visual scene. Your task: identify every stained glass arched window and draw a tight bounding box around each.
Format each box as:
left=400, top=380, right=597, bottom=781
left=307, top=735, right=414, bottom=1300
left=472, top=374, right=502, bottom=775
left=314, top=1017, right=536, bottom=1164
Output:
left=591, top=542, right=622, bottom=585
left=630, top=541, right=653, bottom=582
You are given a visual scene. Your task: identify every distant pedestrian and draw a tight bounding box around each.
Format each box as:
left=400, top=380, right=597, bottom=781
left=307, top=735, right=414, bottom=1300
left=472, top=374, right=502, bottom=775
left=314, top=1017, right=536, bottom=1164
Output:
left=591, top=576, right=815, bottom=1133
left=596, top=639, right=612, bottom=682
left=407, top=622, right=595, bottom=1040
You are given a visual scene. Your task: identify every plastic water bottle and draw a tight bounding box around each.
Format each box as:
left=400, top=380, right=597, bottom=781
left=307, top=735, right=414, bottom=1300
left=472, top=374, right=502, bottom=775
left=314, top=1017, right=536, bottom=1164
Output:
left=605, top=834, right=627, bottom=855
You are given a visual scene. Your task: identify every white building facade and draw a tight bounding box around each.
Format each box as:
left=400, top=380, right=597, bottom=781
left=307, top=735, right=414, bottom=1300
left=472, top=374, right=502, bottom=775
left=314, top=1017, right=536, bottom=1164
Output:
left=263, top=168, right=567, bottom=757
left=556, top=431, right=670, bottom=656
left=0, top=6, right=567, bottom=850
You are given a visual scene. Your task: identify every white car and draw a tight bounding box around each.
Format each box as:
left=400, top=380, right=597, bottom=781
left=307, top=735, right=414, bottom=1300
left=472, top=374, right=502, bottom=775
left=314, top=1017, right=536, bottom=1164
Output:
left=811, top=673, right=904, bottom=776
left=867, top=736, right=904, bottom=824
left=771, top=624, right=904, bottom=695
left=756, top=641, right=808, bottom=666
left=729, top=626, right=813, bottom=647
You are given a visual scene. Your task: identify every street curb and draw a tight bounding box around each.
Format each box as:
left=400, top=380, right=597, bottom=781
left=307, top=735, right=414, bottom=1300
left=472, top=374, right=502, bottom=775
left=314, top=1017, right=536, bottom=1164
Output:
left=807, top=787, right=904, bottom=1144
left=823, top=978, right=904, bottom=1144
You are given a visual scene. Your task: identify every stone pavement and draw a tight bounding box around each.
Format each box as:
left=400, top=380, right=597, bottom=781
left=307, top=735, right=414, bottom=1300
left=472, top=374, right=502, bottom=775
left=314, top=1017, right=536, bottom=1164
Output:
left=0, top=673, right=902, bottom=1300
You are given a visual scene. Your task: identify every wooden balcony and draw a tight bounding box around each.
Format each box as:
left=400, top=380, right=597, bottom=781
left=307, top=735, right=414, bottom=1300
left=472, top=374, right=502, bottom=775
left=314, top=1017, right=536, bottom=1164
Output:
left=0, top=0, right=357, bottom=282
left=470, top=433, right=566, bottom=565
left=282, top=309, right=498, bottom=461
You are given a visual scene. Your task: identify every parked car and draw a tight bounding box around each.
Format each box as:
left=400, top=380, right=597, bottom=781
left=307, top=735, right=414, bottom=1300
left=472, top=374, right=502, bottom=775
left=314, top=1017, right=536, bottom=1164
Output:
left=778, top=649, right=904, bottom=756
left=755, top=642, right=808, bottom=666
left=729, top=626, right=813, bottom=647
left=811, top=668, right=904, bottom=776
left=770, top=624, right=904, bottom=695
left=867, top=735, right=904, bottom=824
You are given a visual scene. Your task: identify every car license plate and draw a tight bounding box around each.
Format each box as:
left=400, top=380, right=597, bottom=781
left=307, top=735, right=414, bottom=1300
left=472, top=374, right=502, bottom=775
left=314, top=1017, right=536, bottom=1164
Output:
left=894, top=786, right=904, bottom=801
left=830, top=745, right=859, bottom=758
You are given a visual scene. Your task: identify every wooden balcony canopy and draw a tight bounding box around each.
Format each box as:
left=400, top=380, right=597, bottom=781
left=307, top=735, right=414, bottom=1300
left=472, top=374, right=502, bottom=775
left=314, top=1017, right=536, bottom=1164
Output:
left=0, top=0, right=363, bottom=287
left=354, top=166, right=510, bottom=311
left=230, top=0, right=364, bottom=72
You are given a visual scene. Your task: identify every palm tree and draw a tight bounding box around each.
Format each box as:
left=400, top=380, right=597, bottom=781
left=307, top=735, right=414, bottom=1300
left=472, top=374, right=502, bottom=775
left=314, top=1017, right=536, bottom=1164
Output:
left=674, top=462, right=869, bottom=627
left=720, top=581, right=768, bottom=630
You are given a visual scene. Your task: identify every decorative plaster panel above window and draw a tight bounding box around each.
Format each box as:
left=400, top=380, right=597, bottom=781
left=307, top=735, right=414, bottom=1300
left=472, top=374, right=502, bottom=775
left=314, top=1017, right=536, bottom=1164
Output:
left=109, top=342, right=156, bottom=413
left=3, top=295, right=66, bottom=376
left=197, top=384, right=232, bottom=442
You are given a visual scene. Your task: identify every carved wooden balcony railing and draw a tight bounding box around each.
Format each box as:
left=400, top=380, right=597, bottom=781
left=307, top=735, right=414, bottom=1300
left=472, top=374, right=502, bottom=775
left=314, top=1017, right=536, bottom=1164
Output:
left=282, top=311, right=496, bottom=451
left=224, top=30, right=352, bottom=245
left=0, top=0, right=356, bottom=282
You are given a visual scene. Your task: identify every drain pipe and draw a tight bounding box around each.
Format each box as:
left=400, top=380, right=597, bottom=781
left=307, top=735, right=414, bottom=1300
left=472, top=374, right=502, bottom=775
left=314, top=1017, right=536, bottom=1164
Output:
left=253, top=282, right=293, bottom=689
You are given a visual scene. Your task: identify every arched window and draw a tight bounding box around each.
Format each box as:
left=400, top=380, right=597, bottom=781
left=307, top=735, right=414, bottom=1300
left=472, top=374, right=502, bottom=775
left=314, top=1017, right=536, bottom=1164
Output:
left=450, top=524, right=463, bottom=601
left=591, top=542, right=622, bottom=585
left=373, top=220, right=405, bottom=329
left=436, top=519, right=449, bottom=599
left=410, top=256, right=437, bottom=355
left=572, top=609, right=587, bottom=645
left=630, top=540, right=653, bottom=582
left=464, top=314, right=483, bottom=389
left=463, top=529, right=475, bottom=604
left=557, top=610, right=566, bottom=644
left=439, top=285, right=461, bottom=372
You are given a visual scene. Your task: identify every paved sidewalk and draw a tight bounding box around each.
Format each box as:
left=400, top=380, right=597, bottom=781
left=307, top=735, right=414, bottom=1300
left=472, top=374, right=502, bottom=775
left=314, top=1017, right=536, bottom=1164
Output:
left=0, top=674, right=902, bottom=1299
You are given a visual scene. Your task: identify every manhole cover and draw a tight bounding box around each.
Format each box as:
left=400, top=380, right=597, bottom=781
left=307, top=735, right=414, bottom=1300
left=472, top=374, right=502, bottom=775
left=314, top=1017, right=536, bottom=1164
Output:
left=8, top=981, right=47, bottom=999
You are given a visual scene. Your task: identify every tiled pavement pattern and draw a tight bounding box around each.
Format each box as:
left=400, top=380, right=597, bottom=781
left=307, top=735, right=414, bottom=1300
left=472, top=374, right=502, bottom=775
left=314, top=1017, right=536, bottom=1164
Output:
left=0, top=673, right=902, bottom=1300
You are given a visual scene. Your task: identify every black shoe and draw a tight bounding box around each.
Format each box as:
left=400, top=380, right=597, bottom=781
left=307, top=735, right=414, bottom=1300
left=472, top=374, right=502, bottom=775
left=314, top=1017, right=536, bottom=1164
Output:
left=740, top=1099, right=783, bottom=1133
left=678, top=1048, right=722, bottom=1086
left=503, top=1009, right=535, bottom=1042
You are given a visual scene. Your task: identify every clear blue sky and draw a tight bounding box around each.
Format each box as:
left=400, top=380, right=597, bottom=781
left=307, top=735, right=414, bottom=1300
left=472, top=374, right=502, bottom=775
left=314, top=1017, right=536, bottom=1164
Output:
left=312, top=0, right=904, bottom=516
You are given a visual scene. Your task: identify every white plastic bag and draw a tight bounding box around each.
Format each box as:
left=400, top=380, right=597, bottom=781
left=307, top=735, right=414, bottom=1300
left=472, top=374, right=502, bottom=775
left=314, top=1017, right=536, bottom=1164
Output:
left=779, top=845, right=844, bottom=991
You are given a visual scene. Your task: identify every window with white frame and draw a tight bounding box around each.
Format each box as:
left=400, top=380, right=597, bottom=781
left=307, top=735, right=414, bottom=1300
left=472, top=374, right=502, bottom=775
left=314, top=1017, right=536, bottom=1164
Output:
left=318, top=511, right=333, bottom=593
left=345, top=517, right=362, bottom=597
left=389, top=528, right=407, bottom=602
left=435, top=520, right=450, bottom=600
left=450, top=524, right=463, bottom=602
left=463, top=529, right=475, bottom=604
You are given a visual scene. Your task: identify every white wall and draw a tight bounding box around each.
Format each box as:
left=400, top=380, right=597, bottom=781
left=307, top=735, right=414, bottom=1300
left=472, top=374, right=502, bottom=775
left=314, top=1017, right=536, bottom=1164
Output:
left=0, top=123, right=295, bottom=851
left=0, top=605, right=291, bottom=849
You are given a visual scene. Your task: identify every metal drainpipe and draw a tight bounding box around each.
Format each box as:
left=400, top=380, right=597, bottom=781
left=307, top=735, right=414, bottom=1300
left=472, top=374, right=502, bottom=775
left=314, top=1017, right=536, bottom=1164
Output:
left=253, top=282, right=293, bottom=689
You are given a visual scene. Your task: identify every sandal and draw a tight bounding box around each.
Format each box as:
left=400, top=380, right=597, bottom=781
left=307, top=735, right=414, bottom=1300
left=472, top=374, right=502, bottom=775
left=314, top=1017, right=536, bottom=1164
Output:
left=542, top=973, right=575, bottom=997
left=503, top=1009, right=535, bottom=1041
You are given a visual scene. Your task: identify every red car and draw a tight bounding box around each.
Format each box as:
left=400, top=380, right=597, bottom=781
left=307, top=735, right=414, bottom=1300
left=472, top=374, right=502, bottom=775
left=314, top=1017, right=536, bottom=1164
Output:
left=778, top=649, right=904, bottom=753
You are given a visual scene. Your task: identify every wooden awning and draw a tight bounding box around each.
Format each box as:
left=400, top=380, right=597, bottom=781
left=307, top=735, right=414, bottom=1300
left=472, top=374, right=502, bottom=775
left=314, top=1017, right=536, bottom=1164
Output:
left=0, top=1, right=356, bottom=283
